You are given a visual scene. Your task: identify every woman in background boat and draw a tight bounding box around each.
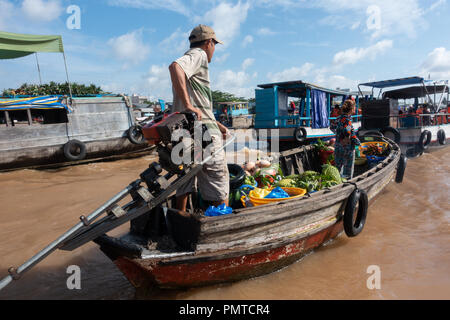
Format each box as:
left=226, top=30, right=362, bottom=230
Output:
left=334, top=99, right=360, bottom=180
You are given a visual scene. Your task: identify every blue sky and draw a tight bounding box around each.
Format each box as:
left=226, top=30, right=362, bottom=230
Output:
left=0, top=0, right=449, bottom=101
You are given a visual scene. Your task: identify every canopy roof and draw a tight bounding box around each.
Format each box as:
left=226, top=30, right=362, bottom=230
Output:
left=383, top=85, right=449, bottom=99
left=257, top=80, right=350, bottom=96
left=359, top=76, right=424, bottom=89
left=0, top=31, right=64, bottom=59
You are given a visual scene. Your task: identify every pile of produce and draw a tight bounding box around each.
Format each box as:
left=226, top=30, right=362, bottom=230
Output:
left=2, top=82, right=106, bottom=97
left=241, top=158, right=344, bottom=193
left=363, top=144, right=390, bottom=157
left=275, top=164, right=344, bottom=193
left=242, top=159, right=283, bottom=189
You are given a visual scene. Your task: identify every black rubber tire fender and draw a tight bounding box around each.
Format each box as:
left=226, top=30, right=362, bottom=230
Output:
left=63, top=139, right=87, bottom=161
left=381, top=126, right=401, bottom=144
left=228, top=164, right=246, bottom=190
left=395, top=154, right=407, bottom=183
left=437, top=129, right=446, bottom=145
left=344, top=189, right=369, bottom=237
left=418, top=130, right=432, bottom=151
left=294, top=127, right=307, bottom=143
left=127, top=125, right=146, bottom=145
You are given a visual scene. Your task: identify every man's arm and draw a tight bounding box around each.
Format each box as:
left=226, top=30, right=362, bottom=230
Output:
left=168, top=62, right=202, bottom=120
left=216, top=121, right=230, bottom=139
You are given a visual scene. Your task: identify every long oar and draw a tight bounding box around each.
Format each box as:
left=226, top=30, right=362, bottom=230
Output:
left=0, top=181, right=139, bottom=292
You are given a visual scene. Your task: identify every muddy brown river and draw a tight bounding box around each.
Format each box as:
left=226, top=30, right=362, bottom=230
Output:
left=0, top=147, right=448, bottom=300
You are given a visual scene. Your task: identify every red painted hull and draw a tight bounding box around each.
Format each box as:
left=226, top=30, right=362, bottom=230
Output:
left=112, top=220, right=344, bottom=290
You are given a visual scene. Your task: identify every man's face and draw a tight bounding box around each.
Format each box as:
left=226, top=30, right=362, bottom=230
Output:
left=205, top=39, right=216, bottom=63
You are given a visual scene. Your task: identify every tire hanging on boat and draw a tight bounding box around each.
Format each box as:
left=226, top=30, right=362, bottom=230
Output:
left=343, top=188, right=368, bottom=237
left=63, top=140, right=87, bottom=161
left=127, top=125, right=146, bottom=145
left=418, top=130, right=432, bottom=151
left=381, top=126, right=401, bottom=144
left=294, top=127, right=307, bottom=143
left=395, top=154, right=407, bottom=183
left=437, top=129, right=446, bottom=145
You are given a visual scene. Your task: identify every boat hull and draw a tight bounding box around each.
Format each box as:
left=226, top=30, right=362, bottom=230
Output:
left=112, top=220, right=344, bottom=290
left=97, top=144, right=397, bottom=291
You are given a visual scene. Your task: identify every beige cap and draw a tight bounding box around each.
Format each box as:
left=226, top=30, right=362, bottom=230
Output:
left=189, top=24, right=223, bottom=44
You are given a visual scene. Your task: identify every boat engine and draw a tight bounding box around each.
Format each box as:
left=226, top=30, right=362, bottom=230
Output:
left=140, top=112, right=211, bottom=187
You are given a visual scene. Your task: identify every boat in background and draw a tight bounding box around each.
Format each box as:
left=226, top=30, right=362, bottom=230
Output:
left=253, top=80, right=361, bottom=151
left=0, top=95, right=152, bottom=171
left=0, top=31, right=153, bottom=171
left=215, top=101, right=255, bottom=129
left=358, top=76, right=449, bottom=157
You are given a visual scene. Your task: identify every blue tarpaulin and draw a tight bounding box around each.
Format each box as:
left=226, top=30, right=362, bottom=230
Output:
left=311, top=89, right=329, bottom=129
left=0, top=95, right=71, bottom=112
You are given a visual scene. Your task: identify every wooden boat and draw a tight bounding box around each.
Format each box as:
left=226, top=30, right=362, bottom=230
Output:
left=358, top=77, right=450, bottom=157
left=0, top=31, right=152, bottom=171
left=94, top=137, right=403, bottom=292
left=0, top=95, right=152, bottom=171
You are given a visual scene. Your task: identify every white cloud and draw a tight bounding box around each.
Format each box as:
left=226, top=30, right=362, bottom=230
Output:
left=257, top=27, right=276, bottom=36
left=214, top=53, right=230, bottom=64
left=146, top=64, right=172, bottom=101
left=242, top=35, right=254, bottom=47
left=333, top=40, right=393, bottom=66
left=242, top=58, right=254, bottom=70
left=159, top=28, right=190, bottom=56
left=214, top=69, right=257, bottom=99
left=312, top=0, right=427, bottom=39
left=107, top=0, right=191, bottom=16
left=420, top=47, right=450, bottom=80
left=107, top=30, right=150, bottom=68
left=267, top=63, right=314, bottom=83
left=21, top=0, right=63, bottom=22
left=195, top=1, right=250, bottom=47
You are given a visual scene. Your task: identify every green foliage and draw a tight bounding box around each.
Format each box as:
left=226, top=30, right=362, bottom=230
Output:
left=2, top=82, right=107, bottom=97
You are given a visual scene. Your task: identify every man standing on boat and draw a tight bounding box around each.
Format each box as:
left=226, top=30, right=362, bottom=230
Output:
left=169, top=24, right=230, bottom=212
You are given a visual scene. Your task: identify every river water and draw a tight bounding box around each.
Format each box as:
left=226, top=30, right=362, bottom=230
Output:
left=0, top=147, right=448, bottom=300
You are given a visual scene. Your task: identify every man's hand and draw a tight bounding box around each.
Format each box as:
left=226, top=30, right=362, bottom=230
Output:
left=216, top=121, right=230, bottom=140
left=187, top=106, right=202, bottom=121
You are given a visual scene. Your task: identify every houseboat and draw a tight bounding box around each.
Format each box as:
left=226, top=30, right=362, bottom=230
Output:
left=0, top=95, right=151, bottom=171
left=253, top=80, right=361, bottom=151
left=357, top=76, right=449, bottom=157
left=0, top=31, right=152, bottom=171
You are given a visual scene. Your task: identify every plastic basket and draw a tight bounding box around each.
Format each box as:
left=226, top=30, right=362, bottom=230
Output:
left=359, top=141, right=388, bottom=158
left=244, top=187, right=307, bottom=207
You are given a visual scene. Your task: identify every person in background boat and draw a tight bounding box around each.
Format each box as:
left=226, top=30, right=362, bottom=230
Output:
left=423, top=104, right=432, bottom=126
left=330, top=105, right=341, bottom=131
left=334, top=99, right=360, bottom=180
left=168, top=24, right=230, bottom=212
left=289, top=101, right=296, bottom=114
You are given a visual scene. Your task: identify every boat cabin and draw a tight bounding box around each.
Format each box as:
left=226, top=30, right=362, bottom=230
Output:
left=358, top=76, right=450, bottom=155
left=254, top=80, right=361, bottom=147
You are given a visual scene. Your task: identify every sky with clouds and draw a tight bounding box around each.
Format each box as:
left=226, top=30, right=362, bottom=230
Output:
left=0, top=0, right=449, bottom=101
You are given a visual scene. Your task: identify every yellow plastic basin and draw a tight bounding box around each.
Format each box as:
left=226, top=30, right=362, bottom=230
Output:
left=243, top=187, right=307, bottom=207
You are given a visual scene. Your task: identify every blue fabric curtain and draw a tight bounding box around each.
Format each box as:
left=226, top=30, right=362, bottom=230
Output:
left=311, top=89, right=329, bottom=129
